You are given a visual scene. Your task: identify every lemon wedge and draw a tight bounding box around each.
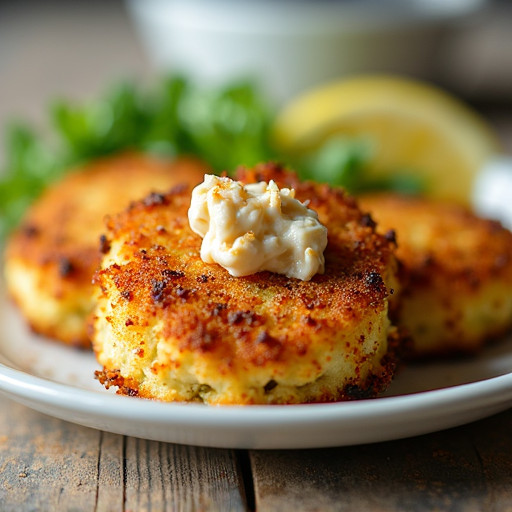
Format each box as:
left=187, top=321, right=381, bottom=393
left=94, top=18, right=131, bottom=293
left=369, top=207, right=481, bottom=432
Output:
left=274, top=75, right=500, bottom=203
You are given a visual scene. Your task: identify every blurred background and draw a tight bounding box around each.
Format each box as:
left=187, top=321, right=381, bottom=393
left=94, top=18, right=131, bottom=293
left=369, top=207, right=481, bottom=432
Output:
left=0, top=0, right=511, bottom=155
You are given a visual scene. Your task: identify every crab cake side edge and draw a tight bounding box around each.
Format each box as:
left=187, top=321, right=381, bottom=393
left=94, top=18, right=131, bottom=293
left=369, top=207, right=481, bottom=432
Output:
left=359, top=192, right=512, bottom=358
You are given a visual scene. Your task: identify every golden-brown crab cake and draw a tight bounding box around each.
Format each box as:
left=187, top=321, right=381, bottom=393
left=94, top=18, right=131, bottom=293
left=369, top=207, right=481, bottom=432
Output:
left=92, top=163, right=401, bottom=405
left=359, top=193, right=512, bottom=358
left=4, top=152, right=206, bottom=348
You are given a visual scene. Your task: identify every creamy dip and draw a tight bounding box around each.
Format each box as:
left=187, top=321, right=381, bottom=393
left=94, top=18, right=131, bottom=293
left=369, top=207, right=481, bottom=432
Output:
left=188, top=174, right=327, bottom=281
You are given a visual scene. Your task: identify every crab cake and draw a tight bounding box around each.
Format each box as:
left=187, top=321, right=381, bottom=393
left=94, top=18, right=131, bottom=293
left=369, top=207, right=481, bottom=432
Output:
left=92, top=163, right=401, bottom=405
left=359, top=193, right=512, bottom=358
left=4, top=152, right=206, bottom=348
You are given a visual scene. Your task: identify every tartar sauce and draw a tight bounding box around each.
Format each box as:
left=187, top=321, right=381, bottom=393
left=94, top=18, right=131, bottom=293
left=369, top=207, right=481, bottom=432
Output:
left=188, top=174, right=327, bottom=281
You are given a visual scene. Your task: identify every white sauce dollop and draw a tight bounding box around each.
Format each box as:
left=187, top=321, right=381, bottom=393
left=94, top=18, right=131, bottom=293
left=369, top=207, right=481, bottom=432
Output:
left=188, top=174, right=328, bottom=281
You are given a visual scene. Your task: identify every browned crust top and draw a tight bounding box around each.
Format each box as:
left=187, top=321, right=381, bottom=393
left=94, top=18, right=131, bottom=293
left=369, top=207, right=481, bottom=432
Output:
left=94, top=163, right=397, bottom=369
left=5, top=152, right=207, bottom=291
left=359, top=192, right=512, bottom=293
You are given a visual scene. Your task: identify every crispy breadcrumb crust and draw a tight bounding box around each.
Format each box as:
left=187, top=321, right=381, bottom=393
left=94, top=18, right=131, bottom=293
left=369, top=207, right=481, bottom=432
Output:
left=4, top=152, right=207, bottom=348
left=92, top=163, right=402, bottom=404
left=359, top=192, right=512, bottom=357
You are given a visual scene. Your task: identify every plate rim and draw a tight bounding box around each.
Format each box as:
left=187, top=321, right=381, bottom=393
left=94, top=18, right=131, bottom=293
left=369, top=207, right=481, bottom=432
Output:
left=2, top=282, right=512, bottom=448
left=1, top=356, right=512, bottom=423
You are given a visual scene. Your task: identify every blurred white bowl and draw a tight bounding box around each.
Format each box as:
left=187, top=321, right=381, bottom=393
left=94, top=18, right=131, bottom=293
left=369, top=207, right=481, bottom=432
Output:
left=126, top=0, right=485, bottom=104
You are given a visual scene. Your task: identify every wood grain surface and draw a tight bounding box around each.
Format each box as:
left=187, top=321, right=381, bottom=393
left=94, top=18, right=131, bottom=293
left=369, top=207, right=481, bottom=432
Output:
left=0, top=395, right=248, bottom=511
left=250, top=410, right=512, bottom=512
left=2, top=392, right=512, bottom=512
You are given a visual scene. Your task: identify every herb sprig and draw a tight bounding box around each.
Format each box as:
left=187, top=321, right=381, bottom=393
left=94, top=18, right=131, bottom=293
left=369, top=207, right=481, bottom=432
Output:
left=0, top=75, right=421, bottom=239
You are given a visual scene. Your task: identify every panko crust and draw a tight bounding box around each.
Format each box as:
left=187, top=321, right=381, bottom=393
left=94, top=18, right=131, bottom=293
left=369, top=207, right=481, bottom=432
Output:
left=4, top=152, right=207, bottom=348
left=92, top=163, right=401, bottom=404
left=359, top=192, right=512, bottom=357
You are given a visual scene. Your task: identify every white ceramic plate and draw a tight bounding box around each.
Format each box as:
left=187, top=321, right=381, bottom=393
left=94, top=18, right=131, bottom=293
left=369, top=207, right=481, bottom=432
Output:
left=1, top=288, right=512, bottom=449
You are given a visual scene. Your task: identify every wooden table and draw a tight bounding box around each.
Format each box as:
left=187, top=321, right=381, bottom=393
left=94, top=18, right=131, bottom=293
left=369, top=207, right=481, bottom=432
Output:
left=1, top=2, right=512, bottom=510
left=1, top=394, right=512, bottom=511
